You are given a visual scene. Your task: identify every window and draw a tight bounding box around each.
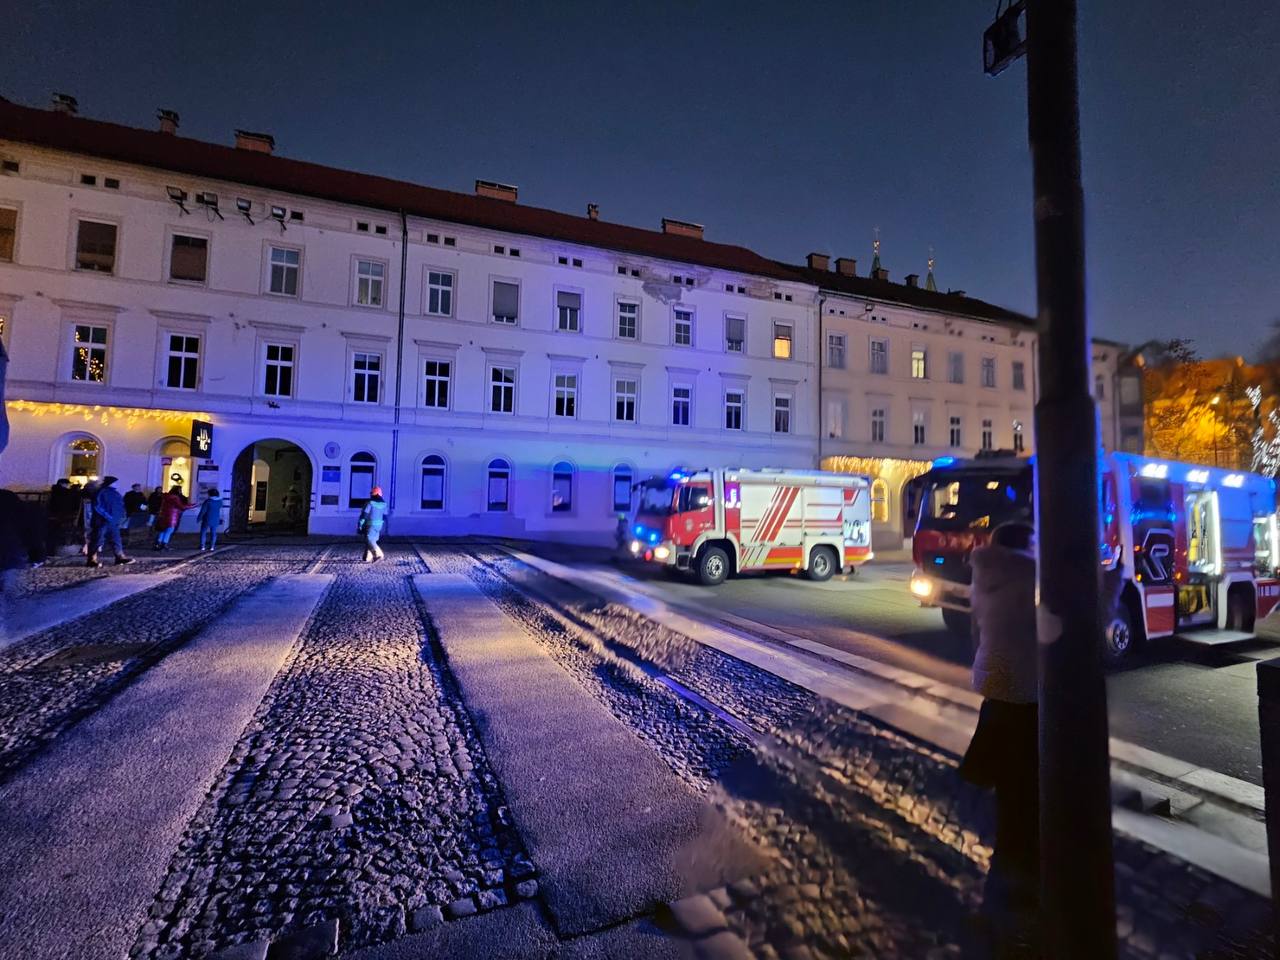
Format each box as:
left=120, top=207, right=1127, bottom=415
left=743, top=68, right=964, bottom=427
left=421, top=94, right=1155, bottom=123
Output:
left=62, top=435, right=102, bottom=485
left=724, top=390, right=744, bottom=431
left=75, top=220, right=117, bottom=273
left=492, top=280, right=519, bottom=324
left=871, top=407, right=886, bottom=444
left=870, top=338, right=888, bottom=375
left=949, top=415, right=962, bottom=448
left=612, top=465, right=633, bottom=512
left=80, top=174, right=96, bottom=186
left=772, top=322, right=793, bottom=360
left=673, top=308, right=693, bottom=346
left=725, top=315, right=745, bottom=353
left=348, top=452, right=376, bottom=509
left=1120, top=376, right=1140, bottom=406
left=165, top=334, right=200, bottom=390
left=912, top=411, right=926, bottom=445
left=671, top=384, right=692, bottom=426
left=551, top=461, right=573, bottom=513
left=1094, top=374, right=1106, bottom=400
left=1013, top=420, right=1026, bottom=453
left=825, top=397, right=846, bottom=438
left=616, top=301, right=638, bottom=340
left=169, top=234, right=208, bottom=283
left=981, top=418, right=994, bottom=450
left=426, top=271, right=454, bottom=316
left=981, top=356, right=996, bottom=388
left=911, top=346, right=927, bottom=379
left=871, top=478, right=889, bottom=523
left=420, top=455, right=446, bottom=510
left=268, top=246, right=300, bottom=296
left=948, top=351, right=964, bottom=384
left=352, top=352, right=381, bottom=404
left=1013, top=360, right=1026, bottom=391
left=104, top=177, right=119, bottom=190
left=773, top=395, right=792, bottom=434
left=556, top=290, right=582, bottom=332
left=355, top=259, right=385, bottom=307
left=827, top=333, right=846, bottom=369
left=490, top=365, right=516, bottom=413
left=487, top=458, right=510, bottom=512
left=423, top=359, right=451, bottom=408
left=614, top=378, right=637, bottom=422
left=71, top=324, right=107, bottom=382
left=0, top=207, right=17, bottom=261
left=553, top=373, right=578, bottom=418
left=263, top=342, right=295, bottom=397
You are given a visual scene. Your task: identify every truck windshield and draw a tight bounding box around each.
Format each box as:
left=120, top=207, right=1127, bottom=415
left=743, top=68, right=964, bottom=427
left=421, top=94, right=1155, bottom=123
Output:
left=637, top=482, right=675, bottom=515
left=921, top=472, right=1031, bottom=531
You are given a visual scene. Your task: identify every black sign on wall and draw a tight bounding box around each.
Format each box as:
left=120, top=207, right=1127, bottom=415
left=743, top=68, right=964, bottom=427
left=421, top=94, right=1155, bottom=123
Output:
left=190, top=419, right=214, bottom=459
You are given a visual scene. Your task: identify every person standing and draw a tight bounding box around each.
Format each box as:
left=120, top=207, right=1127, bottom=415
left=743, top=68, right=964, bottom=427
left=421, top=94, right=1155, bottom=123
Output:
left=196, top=486, right=223, bottom=552
left=153, top=485, right=194, bottom=551
left=87, top=476, right=133, bottom=567
left=46, top=478, right=79, bottom=555
left=357, top=486, right=388, bottom=562
left=1, top=489, right=45, bottom=639
left=122, top=483, right=146, bottom=547
left=78, top=480, right=99, bottom=556
left=146, top=486, right=163, bottom=528
left=958, top=520, right=1039, bottom=938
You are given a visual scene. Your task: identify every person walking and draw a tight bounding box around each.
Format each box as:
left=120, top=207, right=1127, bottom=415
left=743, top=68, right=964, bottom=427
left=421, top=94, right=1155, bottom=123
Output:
left=153, top=485, right=194, bottom=551
left=357, top=486, right=388, bottom=562
left=122, top=482, right=146, bottom=547
left=146, top=486, right=163, bottom=528
left=1, top=488, right=46, bottom=641
left=46, top=478, right=79, bottom=555
left=78, top=480, right=99, bottom=556
left=87, top=476, right=134, bottom=567
left=196, top=486, right=223, bottom=552
left=958, top=520, right=1039, bottom=940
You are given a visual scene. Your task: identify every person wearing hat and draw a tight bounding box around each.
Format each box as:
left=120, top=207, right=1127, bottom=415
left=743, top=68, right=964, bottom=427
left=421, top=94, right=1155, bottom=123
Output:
left=87, top=475, right=133, bottom=567
left=357, top=486, right=388, bottom=562
left=196, top=486, right=223, bottom=552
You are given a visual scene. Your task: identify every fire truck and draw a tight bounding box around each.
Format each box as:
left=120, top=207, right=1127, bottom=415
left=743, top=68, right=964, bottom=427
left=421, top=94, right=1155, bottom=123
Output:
left=629, top=468, right=873, bottom=585
left=909, top=453, right=1280, bottom=661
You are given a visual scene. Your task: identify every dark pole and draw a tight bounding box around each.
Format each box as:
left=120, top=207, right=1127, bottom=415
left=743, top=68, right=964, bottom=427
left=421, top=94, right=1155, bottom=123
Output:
left=1026, top=1, right=1118, bottom=956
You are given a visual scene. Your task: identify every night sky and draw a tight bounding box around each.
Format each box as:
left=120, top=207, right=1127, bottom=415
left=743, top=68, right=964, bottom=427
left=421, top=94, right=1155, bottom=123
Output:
left=4, top=1, right=1276, bottom=357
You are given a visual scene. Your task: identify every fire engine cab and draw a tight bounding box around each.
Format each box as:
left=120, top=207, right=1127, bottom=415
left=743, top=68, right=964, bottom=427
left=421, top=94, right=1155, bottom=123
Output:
left=630, top=468, right=873, bottom=585
left=909, top=452, right=1280, bottom=661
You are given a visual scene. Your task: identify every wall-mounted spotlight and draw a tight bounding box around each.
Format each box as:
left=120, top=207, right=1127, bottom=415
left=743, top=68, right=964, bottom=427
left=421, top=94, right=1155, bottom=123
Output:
left=196, top=191, right=224, bottom=221
left=270, top=205, right=287, bottom=231
left=166, top=185, right=190, bottom=215
left=235, top=197, right=254, bottom=225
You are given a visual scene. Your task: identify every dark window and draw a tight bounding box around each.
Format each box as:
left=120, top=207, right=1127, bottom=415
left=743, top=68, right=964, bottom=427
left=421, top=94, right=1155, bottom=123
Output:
left=0, top=207, right=15, bottom=261
left=421, top=455, right=446, bottom=509
left=166, top=334, right=199, bottom=389
left=170, top=234, right=208, bottom=283
left=75, top=220, right=117, bottom=273
left=612, top=466, right=633, bottom=512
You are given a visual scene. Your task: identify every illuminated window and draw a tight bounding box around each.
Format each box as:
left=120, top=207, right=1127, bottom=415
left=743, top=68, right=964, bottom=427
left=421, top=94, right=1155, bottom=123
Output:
left=267, top=245, right=300, bottom=296
left=169, top=234, right=208, bottom=283
left=426, top=271, right=454, bottom=316
left=71, top=324, right=108, bottom=382
left=870, top=338, right=888, bottom=375
left=75, top=220, right=117, bottom=273
left=614, top=378, right=637, bottom=422
left=490, top=365, right=516, bottom=413
left=673, top=307, right=693, bottom=346
left=612, top=465, right=633, bottom=512
left=0, top=207, right=16, bottom=262
left=487, top=458, right=511, bottom=512
left=724, top=390, right=744, bottom=430
left=910, top=346, right=927, bottom=380
left=671, top=384, right=692, bottom=426
left=553, top=373, right=577, bottom=418
left=165, top=334, right=200, bottom=390
left=62, top=435, right=102, bottom=485
left=354, top=259, right=385, bottom=307
left=772, top=322, right=793, bottom=360
left=420, top=455, right=446, bottom=510
left=556, top=290, right=582, bottom=332
left=348, top=452, right=376, bottom=509
left=870, top=478, right=890, bottom=523
left=616, top=301, right=638, bottom=340
left=773, top=394, right=792, bottom=434
left=262, top=342, right=295, bottom=397
left=423, top=359, right=451, bottom=409
left=351, top=351, right=381, bottom=404
left=551, top=461, right=574, bottom=513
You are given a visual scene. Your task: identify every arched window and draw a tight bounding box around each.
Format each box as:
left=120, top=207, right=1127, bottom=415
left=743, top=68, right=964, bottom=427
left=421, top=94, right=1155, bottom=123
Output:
left=349, top=451, right=377, bottom=508
left=612, top=464, right=634, bottom=513
left=551, top=461, right=574, bottom=513
left=487, top=458, right=511, bottom=512
left=156, top=437, right=192, bottom=497
left=871, top=478, right=890, bottom=524
left=421, top=455, right=446, bottom=510
left=60, top=434, right=102, bottom=485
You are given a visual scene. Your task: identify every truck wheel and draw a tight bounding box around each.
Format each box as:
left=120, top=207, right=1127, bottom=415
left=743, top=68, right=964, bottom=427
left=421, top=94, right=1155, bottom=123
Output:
left=941, top=607, right=971, bottom=639
left=806, top=546, right=837, bottom=582
left=1103, top=601, right=1141, bottom=665
left=697, top=546, right=730, bottom=586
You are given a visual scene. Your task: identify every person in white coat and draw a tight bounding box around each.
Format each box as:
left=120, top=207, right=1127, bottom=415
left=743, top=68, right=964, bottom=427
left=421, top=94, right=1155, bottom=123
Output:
left=959, top=520, right=1039, bottom=930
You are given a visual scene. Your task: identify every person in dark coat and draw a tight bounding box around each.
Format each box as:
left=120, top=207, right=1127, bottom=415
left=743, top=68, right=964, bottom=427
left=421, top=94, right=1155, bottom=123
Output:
left=87, top=476, right=133, bottom=568
left=153, top=485, right=194, bottom=550
left=1, top=488, right=45, bottom=638
left=78, top=480, right=99, bottom=556
left=196, top=487, right=223, bottom=552
left=146, top=487, right=163, bottom=525
left=46, top=478, right=80, bottom=554
left=122, top=483, right=147, bottom=546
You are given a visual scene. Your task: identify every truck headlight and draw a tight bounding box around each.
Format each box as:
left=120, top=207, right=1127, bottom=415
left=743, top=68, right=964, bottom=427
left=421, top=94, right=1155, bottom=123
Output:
left=910, top=575, right=935, bottom=599
left=654, top=545, right=671, bottom=560
left=629, top=540, right=642, bottom=555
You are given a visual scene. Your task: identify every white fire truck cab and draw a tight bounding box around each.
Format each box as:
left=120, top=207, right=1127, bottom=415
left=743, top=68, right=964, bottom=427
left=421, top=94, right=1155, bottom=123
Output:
left=910, top=452, right=1280, bottom=661
left=629, top=467, right=873, bottom=586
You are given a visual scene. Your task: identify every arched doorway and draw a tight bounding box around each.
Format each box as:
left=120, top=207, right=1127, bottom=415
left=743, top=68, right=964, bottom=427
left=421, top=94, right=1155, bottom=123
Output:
left=230, top=439, right=313, bottom=534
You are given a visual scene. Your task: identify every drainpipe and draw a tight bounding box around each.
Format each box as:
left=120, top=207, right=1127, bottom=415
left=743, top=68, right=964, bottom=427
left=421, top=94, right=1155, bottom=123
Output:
left=390, top=210, right=408, bottom=514
left=816, top=294, right=826, bottom=469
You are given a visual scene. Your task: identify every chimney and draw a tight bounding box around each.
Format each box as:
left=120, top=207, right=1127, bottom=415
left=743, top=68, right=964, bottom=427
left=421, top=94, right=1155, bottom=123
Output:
left=661, top=217, right=704, bottom=240
left=834, top=257, right=857, bottom=277
left=587, top=203, right=599, bottom=221
left=156, top=109, right=180, bottom=135
left=905, top=273, right=919, bottom=288
left=475, top=179, right=518, bottom=202
left=949, top=289, right=967, bottom=298
left=234, top=129, right=275, bottom=154
left=872, top=267, right=890, bottom=282
left=52, top=93, right=78, bottom=115
left=806, top=252, right=830, bottom=272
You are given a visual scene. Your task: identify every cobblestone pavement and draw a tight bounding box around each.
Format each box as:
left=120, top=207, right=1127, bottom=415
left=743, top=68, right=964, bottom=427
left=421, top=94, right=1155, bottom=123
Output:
left=131, top=544, right=531, bottom=959
left=0, top=546, right=321, bottom=785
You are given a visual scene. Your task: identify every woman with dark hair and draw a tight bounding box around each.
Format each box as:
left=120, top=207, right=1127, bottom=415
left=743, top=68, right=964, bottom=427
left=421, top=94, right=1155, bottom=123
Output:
left=153, top=485, right=195, bottom=551
left=959, top=520, right=1040, bottom=935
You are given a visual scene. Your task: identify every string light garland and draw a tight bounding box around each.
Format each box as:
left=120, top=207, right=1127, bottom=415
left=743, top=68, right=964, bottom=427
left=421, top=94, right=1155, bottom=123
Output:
left=7, top=399, right=211, bottom=429
left=821, top=455, right=934, bottom=481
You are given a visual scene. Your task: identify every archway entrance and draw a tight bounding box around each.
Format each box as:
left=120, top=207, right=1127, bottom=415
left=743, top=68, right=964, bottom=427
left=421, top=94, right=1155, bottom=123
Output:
left=230, top=439, right=313, bottom=534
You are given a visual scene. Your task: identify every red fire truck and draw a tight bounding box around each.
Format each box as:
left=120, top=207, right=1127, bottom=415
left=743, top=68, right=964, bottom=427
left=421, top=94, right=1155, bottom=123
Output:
left=629, top=468, right=873, bottom=585
left=909, top=453, right=1280, bottom=661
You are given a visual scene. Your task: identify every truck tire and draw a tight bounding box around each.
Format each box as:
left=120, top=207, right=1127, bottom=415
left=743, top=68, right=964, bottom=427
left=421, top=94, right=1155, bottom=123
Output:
left=806, top=546, right=837, bottom=582
left=697, top=546, right=730, bottom=586
left=941, top=607, right=971, bottom=639
left=1103, top=600, right=1142, bottom=665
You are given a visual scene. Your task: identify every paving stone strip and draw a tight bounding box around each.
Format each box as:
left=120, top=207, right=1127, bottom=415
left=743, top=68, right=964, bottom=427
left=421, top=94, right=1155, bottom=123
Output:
left=132, top=545, right=531, bottom=959
left=0, top=547, right=324, bottom=784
